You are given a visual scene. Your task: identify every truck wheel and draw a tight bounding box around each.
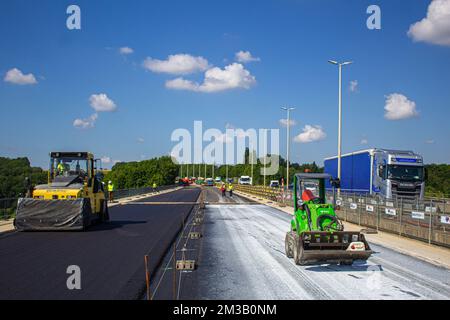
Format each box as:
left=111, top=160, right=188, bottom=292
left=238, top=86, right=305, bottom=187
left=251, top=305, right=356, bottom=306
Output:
left=341, top=260, right=353, bottom=266
left=285, top=232, right=293, bottom=258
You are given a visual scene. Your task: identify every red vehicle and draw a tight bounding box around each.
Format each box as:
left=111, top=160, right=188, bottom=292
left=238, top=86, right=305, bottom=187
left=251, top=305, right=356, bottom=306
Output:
left=179, top=178, right=190, bottom=187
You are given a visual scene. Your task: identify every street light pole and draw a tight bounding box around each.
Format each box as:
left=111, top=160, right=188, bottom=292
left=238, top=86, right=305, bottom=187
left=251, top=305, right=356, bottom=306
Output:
left=250, top=149, right=254, bottom=185
left=328, top=60, right=352, bottom=195
left=282, top=107, right=295, bottom=191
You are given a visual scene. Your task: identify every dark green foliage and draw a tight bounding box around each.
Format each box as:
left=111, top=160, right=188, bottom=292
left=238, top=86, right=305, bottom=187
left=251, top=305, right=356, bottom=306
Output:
left=104, top=156, right=179, bottom=189
left=425, top=164, right=450, bottom=197
left=0, top=157, right=47, bottom=198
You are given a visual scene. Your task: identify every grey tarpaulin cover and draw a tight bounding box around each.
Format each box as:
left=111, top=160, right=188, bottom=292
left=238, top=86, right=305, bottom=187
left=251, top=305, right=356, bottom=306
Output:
left=14, top=198, right=92, bottom=231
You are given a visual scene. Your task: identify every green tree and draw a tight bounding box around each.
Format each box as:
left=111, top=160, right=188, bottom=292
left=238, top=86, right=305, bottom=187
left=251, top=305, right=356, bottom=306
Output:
left=0, top=157, right=47, bottom=198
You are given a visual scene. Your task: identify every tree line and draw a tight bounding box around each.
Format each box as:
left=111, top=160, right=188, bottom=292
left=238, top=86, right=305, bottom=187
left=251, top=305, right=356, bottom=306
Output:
left=0, top=157, right=47, bottom=198
left=0, top=155, right=449, bottom=198
left=104, top=156, right=179, bottom=189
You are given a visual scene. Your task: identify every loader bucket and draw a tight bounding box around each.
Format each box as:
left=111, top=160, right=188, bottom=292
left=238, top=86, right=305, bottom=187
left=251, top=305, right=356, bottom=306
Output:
left=297, top=231, right=373, bottom=265
left=14, top=198, right=92, bottom=231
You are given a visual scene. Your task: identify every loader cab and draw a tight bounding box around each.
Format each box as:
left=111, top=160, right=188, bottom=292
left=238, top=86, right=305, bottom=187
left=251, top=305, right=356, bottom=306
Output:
left=294, top=173, right=340, bottom=211
left=294, top=174, right=326, bottom=211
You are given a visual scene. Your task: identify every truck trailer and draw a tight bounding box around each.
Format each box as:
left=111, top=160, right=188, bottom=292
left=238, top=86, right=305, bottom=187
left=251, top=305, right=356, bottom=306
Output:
left=324, top=149, right=425, bottom=200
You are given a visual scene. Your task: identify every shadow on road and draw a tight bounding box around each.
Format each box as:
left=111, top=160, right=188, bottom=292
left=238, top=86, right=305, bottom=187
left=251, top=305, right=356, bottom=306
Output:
left=304, top=262, right=383, bottom=273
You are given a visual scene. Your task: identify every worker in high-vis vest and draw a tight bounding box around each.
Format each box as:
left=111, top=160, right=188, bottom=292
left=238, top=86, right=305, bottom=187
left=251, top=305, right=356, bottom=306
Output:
left=57, top=160, right=65, bottom=176
left=152, top=182, right=157, bottom=192
left=228, top=183, right=233, bottom=197
left=108, top=181, right=115, bottom=202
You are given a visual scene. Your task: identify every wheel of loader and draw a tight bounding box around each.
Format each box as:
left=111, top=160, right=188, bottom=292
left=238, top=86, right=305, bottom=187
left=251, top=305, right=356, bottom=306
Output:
left=293, top=236, right=306, bottom=265
left=285, top=232, right=293, bottom=258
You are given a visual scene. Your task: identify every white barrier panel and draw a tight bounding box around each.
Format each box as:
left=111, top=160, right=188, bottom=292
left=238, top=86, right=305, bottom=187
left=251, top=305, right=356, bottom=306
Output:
left=385, top=208, right=397, bottom=216
left=411, top=211, right=425, bottom=220
left=441, top=216, right=450, bottom=225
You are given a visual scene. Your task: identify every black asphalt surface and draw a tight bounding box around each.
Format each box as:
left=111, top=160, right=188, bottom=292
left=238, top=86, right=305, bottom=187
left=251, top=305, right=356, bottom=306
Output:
left=0, top=187, right=201, bottom=300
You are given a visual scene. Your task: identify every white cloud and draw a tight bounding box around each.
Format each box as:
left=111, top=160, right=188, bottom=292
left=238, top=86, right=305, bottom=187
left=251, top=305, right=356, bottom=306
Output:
left=101, top=156, right=112, bottom=164
left=143, top=54, right=210, bottom=75
left=360, top=138, right=368, bottom=145
left=73, top=113, right=98, bottom=129
left=89, top=93, right=117, bottom=112
left=4, top=68, right=37, bottom=85
left=425, top=139, right=435, bottom=144
left=137, top=137, right=145, bottom=143
left=119, top=47, right=134, bottom=55
left=408, top=0, right=450, bottom=46
left=165, top=78, right=197, bottom=90
left=166, top=63, right=256, bottom=93
left=350, top=80, right=358, bottom=92
left=294, top=125, right=327, bottom=143
left=279, top=119, right=297, bottom=127
left=235, top=50, right=260, bottom=63
left=384, top=93, right=418, bottom=120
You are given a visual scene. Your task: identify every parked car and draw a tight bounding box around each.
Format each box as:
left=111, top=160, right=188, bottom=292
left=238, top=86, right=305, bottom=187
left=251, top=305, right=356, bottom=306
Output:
left=269, top=180, right=280, bottom=188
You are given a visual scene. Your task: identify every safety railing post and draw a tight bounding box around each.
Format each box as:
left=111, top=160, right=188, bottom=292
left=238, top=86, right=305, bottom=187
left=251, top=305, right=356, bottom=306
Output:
left=428, top=199, right=433, bottom=245
left=358, top=198, right=361, bottom=226
left=399, top=198, right=402, bottom=236
left=376, top=200, right=379, bottom=232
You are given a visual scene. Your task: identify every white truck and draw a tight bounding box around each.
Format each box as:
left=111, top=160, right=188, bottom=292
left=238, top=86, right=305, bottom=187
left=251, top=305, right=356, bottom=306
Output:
left=238, top=176, right=252, bottom=185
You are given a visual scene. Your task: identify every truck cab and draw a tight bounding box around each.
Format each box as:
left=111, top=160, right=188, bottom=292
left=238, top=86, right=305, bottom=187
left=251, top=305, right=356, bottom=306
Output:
left=373, top=150, right=425, bottom=200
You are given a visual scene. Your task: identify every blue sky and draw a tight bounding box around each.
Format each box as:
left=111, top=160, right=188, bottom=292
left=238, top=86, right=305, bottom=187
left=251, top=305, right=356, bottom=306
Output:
left=1, top=0, right=449, bottom=168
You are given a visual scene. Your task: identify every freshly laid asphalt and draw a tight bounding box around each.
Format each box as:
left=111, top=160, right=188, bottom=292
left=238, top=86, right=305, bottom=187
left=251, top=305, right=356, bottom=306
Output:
left=0, top=187, right=201, bottom=300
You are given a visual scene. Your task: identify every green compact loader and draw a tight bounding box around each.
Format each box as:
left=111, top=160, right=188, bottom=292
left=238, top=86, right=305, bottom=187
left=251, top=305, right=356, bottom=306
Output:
left=285, top=173, right=373, bottom=265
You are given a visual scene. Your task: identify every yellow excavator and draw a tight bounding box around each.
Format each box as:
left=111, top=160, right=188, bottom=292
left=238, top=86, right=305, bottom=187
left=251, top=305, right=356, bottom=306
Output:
left=14, top=152, right=109, bottom=231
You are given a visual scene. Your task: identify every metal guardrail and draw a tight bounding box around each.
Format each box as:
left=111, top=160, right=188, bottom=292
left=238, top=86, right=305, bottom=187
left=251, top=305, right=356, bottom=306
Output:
left=109, top=185, right=177, bottom=201
left=0, top=198, right=18, bottom=220
left=234, top=184, right=450, bottom=248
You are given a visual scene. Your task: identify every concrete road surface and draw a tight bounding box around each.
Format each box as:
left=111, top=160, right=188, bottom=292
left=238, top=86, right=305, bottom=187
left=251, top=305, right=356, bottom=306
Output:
left=0, top=187, right=201, bottom=300
left=194, top=204, right=450, bottom=300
